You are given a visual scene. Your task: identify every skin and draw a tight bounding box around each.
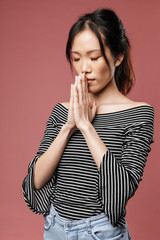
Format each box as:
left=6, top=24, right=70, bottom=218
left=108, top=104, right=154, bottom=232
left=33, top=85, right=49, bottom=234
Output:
left=33, top=28, right=150, bottom=189
left=64, top=28, right=149, bottom=130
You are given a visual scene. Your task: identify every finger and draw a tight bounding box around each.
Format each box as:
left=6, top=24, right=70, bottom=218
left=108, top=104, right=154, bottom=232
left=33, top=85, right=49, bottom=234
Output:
left=84, top=73, right=89, bottom=96
left=78, top=74, right=83, bottom=104
left=75, top=74, right=77, bottom=85
left=70, top=84, right=74, bottom=104
left=74, top=77, right=79, bottom=107
left=82, top=73, right=89, bottom=105
left=70, top=83, right=73, bottom=99
left=82, top=73, right=86, bottom=102
left=68, top=84, right=74, bottom=114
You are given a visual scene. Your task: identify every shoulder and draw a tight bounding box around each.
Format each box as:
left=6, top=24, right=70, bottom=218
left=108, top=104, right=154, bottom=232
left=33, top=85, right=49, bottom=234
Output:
left=118, top=98, right=153, bottom=112
left=129, top=101, right=154, bottom=114
left=60, top=102, right=69, bottom=109
left=50, top=102, right=69, bottom=116
left=127, top=101, right=154, bottom=117
left=125, top=101, right=154, bottom=126
left=116, top=94, right=152, bottom=108
left=49, top=102, right=69, bottom=121
left=119, top=96, right=152, bottom=108
left=130, top=101, right=152, bottom=108
left=60, top=101, right=153, bottom=108
left=97, top=98, right=153, bottom=114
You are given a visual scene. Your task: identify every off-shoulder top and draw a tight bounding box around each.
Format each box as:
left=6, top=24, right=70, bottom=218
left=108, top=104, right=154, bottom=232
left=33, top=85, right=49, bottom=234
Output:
left=22, top=102, right=154, bottom=227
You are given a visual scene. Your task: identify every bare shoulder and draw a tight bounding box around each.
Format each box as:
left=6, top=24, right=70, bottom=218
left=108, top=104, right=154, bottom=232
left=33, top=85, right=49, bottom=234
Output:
left=131, top=101, right=151, bottom=107
left=60, top=102, right=69, bottom=109
left=59, top=100, right=152, bottom=114
left=118, top=95, right=152, bottom=108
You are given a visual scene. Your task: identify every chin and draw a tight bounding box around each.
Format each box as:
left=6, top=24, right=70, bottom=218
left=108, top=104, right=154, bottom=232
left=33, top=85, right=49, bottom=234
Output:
left=88, top=87, right=99, bottom=94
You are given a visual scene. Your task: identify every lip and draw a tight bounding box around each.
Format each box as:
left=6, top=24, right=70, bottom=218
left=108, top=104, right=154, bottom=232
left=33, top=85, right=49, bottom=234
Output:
left=87, top=78, right=95, bottom=84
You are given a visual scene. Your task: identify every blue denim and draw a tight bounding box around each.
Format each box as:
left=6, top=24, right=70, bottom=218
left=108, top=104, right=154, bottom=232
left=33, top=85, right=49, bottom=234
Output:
left=43, top=204, right=131, bottom=240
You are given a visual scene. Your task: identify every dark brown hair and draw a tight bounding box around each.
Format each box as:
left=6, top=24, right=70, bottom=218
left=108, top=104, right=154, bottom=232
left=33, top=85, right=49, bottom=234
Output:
left=66, top=8, right=135, bottom=95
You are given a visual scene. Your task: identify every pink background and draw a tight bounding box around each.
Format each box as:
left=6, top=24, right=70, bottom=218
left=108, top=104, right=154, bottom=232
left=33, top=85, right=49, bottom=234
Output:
left=0, top=0, right=159, bottom=239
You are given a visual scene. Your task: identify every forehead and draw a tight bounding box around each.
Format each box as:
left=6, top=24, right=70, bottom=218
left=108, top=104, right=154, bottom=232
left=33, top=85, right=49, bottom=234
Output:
left=71, top=29, right=101, bottom=52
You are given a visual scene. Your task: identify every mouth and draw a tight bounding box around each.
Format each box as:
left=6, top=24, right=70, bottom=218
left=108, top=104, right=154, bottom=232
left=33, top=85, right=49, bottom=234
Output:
left=87, top=78, right=95, bottom=84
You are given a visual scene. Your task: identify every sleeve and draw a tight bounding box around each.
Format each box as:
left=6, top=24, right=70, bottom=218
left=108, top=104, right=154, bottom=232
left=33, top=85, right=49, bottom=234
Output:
left=99, top=119, right=154, bottom=227
left=22, top=105, right=59, bottom=216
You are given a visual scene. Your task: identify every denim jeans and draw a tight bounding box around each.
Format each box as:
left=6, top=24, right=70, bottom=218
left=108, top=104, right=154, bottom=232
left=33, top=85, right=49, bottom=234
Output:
left=43, top=204, right=131, bottom=240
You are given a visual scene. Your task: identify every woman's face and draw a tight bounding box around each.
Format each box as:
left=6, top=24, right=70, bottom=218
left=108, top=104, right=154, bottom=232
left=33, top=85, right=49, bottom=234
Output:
left=71, top=28, right=121, bottom=94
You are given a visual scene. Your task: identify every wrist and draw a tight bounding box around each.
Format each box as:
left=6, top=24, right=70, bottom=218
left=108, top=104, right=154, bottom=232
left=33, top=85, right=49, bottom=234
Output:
left=78, top=121, right=93, bottom=133
left=63, top=123, right=76, bottom=134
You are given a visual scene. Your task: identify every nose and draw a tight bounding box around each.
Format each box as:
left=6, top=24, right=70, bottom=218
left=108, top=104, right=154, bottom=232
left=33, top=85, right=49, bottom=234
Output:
left=81, top=60, right=91, bottom=74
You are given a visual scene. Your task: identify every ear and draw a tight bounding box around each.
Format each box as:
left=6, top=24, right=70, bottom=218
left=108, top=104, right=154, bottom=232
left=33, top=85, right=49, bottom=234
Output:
left=115, top=54, right=124, bottom=67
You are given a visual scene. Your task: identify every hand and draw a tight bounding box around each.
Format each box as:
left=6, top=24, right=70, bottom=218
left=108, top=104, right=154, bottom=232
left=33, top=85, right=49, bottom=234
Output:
left=73, top=73, right=97, bottom=130
left=66, top=81, right=76, bottom=130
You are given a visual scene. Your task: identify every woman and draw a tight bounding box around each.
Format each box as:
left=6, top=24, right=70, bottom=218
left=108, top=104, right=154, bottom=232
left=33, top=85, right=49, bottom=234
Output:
left=22, top=8, right=154, bottom=240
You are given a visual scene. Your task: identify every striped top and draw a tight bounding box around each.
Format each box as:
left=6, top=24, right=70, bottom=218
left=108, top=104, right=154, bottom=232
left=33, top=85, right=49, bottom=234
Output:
left=22, top=102, right=154, bottom=227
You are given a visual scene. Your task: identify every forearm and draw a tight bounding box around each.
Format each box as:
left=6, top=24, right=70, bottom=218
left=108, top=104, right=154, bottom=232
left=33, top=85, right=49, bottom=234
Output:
left=80, top=122, right=108, bottom=169
left=34, top=123, right=76, bottom=189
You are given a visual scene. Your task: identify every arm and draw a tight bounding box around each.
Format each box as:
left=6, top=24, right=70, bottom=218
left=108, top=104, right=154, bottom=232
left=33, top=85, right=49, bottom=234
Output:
left=80, top=119, right=154, bottom=226
left=34, top=82, right=78, bottom=189
left=80, top=122, right=108, bottom=169
left=34, top=123, right=75, bottom=189
left=22, top=104, right=76, bottom=214
left=70, top=73, right=154, bottom=226
left=22, top=106, right=59, bottom=214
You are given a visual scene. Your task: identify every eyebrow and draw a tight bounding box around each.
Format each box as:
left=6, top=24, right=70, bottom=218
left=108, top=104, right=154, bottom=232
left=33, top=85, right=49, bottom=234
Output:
left=71, top=49, right=101, bottom=54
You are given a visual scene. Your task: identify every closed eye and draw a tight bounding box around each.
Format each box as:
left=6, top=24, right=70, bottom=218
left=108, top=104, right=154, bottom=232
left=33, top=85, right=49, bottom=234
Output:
left=91, top=57, right=100, bottom=61
left=72, top=58, right=80, bottom=62
left=72, top=56, right=100, bottom=62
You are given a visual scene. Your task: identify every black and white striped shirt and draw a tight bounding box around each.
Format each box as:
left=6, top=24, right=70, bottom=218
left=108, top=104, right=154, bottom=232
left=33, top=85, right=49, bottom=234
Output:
left=22, top=102, right=154, bottom=227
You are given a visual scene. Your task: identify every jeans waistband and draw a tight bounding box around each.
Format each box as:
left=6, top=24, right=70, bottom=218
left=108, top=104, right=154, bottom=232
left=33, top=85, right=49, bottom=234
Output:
left=49, top=204, right=111, bottom=231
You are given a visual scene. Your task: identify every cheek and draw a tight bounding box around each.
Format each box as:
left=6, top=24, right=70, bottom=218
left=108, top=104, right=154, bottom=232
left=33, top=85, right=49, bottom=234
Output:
left=96, top=62, right=109, bottom=75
